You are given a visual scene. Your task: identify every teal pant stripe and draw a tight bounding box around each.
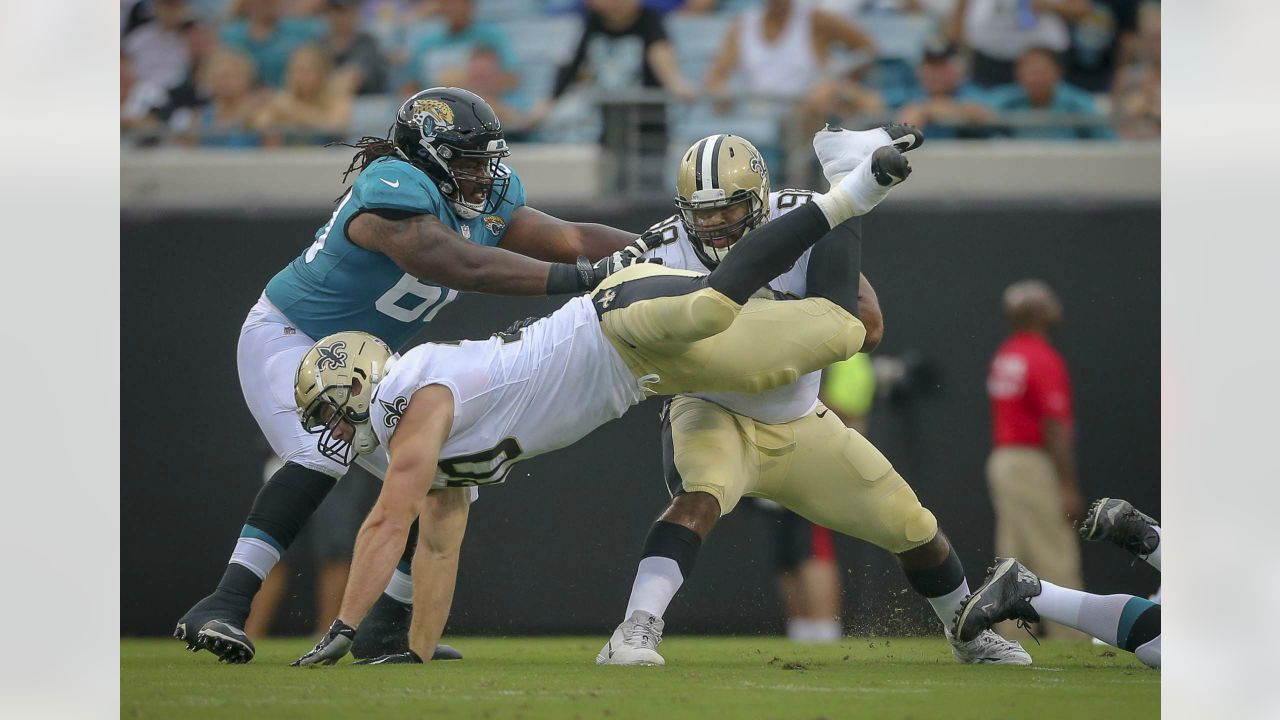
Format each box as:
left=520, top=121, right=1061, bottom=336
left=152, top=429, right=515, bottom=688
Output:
left=1117, top=596, right=1156, bottom=646
left=239, top=524, right=285, bottom=554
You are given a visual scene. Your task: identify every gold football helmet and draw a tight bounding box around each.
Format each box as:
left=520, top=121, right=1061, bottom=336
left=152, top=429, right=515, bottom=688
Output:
left=675, top=134, right=771, bottom=268
left=294, top=331, right=395, bottom=464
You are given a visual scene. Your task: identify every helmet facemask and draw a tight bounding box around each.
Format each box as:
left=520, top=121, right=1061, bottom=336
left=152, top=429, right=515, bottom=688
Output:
left=676, top=189, right=766, bottom=268
left=300, top=383, right=374, bottom=465
left=428, top=140, right=511, bottom=219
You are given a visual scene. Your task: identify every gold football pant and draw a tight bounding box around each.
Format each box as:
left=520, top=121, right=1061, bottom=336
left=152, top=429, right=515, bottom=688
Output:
left=590, top=264, right=866, bottom=397
left=661, top=395, right=938, bottom=555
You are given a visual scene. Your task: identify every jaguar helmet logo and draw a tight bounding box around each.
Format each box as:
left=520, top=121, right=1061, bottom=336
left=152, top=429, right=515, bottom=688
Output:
left=315, top=341, right=349, bottom=371
left=483, top=215, right=506, bottom=235
left=411, top=98, right=455, bottom=134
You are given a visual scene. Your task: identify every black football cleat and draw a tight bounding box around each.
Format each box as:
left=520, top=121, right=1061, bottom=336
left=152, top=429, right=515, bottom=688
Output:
left=354, top=650, right=423, bottom=665
left=869, top=145, right=911, bottom=187
left=879, top=122, right=925, bottom=153
left=195, top=620, right=256, bottom=664
left=953, top=557, right=1043, bottom=643
left=174, top=590, right=253, bottom=661
left=1080, top=498, right=1160, bottom=557
left=351, top=592, right=463, bottom=661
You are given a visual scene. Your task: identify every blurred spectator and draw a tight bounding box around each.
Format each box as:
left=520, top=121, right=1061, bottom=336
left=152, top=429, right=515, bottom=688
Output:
left=544, top=0, right=696, bottom=104
left=984, top=46, right=1110, bottom=139
left=644, top=0, right=719, bottom=12
left=1063, top=0, right=1138, bottom=93
left=400, top=0, right=519, bottom=98
left=175, top=47, right=264, bottom=147
left=705, top=0, right=877, bottom=110
left=150, top=21, right=223, bottom=128
left=121, top=54, right=170, bottom=133
left=321, top=0, right=390, bottom=95
left=1110, top=0, right=1158, bottom=139
left=950, top=0, right=1089, bottom=88
left=222, top=0, right=327, bottom=87
left=252, top=45, right=353, bottom=142
left=123, top=0, right=194, bottom=93
left=985, top=279, right=1085, bottom=641
left=893, top=41, right=994, bottom=139
left=437, top=44, right=535, bottom=136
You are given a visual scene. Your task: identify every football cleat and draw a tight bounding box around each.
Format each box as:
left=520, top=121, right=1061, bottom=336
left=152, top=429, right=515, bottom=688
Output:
left=953, top=558, right=1043, bottom=643
left=869, top=145, right=911, bottom=187
left=173, top=591, right=254, bottom=662
left=351, top=593, right=463, bottom=660
left=813, top=123, right=924, bottom=185
left=596, top=610, right=666, bottom=666
left=946, top=627, right=1033, bottom=665
left=1080, top=498, right=1160, bottom=557
left=354, top=650, right=423, bottom=665
left=194, top=620, right=256, bottom=664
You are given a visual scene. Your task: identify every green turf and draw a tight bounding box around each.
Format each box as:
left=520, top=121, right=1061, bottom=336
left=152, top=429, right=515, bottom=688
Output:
left=122, top=636, right=1157, bottom=719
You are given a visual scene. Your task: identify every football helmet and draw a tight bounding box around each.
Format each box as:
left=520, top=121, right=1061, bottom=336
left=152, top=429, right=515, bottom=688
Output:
left=674, top=134, right=771, bottom=268
left=295, top=332, right=395, bottom=464
left=392, top=87, right=511, bottom=219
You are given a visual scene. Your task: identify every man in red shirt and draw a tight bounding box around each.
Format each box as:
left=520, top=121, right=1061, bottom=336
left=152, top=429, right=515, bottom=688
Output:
left=985, top=279, right=1086, bottom=640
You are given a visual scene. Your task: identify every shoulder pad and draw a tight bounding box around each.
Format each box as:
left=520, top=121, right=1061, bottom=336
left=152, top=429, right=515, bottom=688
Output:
left=353, top=158, right=443, bottom=216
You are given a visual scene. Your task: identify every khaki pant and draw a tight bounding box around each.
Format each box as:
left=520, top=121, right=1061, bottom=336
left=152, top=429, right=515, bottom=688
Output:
left=986, top=446, right=1086, bottom=641
left=665, top=395, right=938, bottom=555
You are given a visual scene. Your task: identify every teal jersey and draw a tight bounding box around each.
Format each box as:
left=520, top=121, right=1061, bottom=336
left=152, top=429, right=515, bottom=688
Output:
left=264, top=156, right=527, bottom=349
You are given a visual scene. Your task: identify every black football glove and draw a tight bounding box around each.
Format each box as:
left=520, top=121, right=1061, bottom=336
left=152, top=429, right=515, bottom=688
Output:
left=352, top=650, right=424, bottom=665
left=290, top=619, right=356, bottom=667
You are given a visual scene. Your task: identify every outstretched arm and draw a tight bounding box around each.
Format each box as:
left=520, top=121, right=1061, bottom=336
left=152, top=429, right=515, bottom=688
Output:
left=349, top=211, right=560, bottom=295
left=336, top=385, right=455, bottom=630
left=407, top=487, right=470, bottom=660
left=500, top=206, right=637, bottom=263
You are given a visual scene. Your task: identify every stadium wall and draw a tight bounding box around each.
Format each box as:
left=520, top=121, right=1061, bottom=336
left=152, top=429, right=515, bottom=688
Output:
left=121, top=199, right=1159, bottom=637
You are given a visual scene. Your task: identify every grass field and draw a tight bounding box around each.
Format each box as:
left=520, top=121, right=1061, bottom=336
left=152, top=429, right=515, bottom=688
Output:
left=122, top=636, right=1158, bottom=719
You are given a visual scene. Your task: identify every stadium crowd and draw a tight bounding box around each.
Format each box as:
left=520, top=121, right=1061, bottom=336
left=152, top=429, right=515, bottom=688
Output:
left=122, top=0, right=1159, bottom=177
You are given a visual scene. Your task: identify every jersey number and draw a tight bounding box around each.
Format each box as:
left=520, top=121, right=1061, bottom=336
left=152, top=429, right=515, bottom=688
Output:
left=438, top=437, right=524, bottom=487
left=775, top=190, right=815, bottom=209
left=305, top=191, right=354, bottom=263
left=375, top=274, right=459, bottom=323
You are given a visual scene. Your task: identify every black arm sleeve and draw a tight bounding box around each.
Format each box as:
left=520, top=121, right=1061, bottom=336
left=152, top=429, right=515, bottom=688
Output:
left=804, top=217, right=862, bottom=320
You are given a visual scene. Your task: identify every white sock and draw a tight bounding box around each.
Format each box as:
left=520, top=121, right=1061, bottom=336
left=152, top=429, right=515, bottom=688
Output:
left=229, top=537, right=281, bottom=580
left=384, top=567, right=413, bottom=605
left=811, top=152, right=893, bottom=226
left=624, top=556, right=684, bottom=620
left=1032, top=582, right=1152, bottom=647
left=927, top=580, right=971, bottom=631
left=812, top=126, right=893, bottom=186
left=1134, top=634, right=1161, bottom=669
left=1143, top=526, right=1161, bottom=571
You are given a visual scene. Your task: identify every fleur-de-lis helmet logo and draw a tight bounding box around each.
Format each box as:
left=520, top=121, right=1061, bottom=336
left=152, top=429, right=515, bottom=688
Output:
left=380, top=396, right=409, bottom=428
left=316, top=341, right=349, bottom=371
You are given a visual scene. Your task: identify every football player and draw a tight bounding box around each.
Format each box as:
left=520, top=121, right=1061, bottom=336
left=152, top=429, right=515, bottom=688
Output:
left=288, top=134, right=912, bottom=666
left=955, top=498, right=1161, bottom=669
left=175, top=87, right=644, bottom=664
left=594, top=130, right=1031, bottom=667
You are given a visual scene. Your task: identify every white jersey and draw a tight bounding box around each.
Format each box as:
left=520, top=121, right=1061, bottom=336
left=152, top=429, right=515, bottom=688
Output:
left=642, top=189, right=824, bottom=424
left=370, top=296, right=645, bottom=488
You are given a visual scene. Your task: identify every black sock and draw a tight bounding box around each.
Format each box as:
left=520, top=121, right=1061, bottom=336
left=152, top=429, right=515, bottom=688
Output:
left=805, top=217, right=862, bottom=319
left=242, top=462, right=337, bottom=549
left=901, top=546, right=966, bottom=599
left=708, top=202, right=832, bottom=304
left=641, top=520, right=703, bottom=578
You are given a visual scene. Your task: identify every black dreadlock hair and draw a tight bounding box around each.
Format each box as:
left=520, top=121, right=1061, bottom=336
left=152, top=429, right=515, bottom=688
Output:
left=327, top=133, right=403, bottom=204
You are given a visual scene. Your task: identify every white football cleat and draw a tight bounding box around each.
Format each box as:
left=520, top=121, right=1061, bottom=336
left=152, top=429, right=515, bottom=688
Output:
left=596, top=610, right=666, bottom=666
left=813, top=123, right=925, bottom=185
left=946, top=627, right=1033, bottom=665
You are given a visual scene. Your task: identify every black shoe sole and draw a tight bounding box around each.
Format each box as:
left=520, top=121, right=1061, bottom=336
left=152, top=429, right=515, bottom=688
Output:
left=193, top=621, right=256, bottom=664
